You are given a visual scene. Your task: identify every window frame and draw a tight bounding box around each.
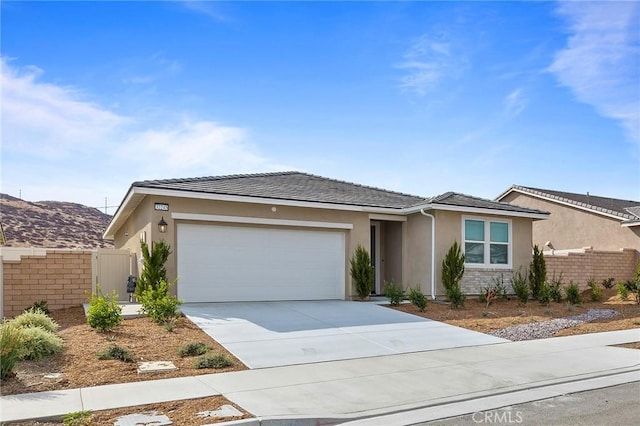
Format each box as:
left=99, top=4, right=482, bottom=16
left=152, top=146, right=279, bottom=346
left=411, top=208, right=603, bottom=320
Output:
left=462, top=216, right=512, bottom=269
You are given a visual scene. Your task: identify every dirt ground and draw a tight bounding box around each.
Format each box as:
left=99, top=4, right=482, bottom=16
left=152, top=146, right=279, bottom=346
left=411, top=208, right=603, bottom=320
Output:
left=3, top=287, right=638, bottom=425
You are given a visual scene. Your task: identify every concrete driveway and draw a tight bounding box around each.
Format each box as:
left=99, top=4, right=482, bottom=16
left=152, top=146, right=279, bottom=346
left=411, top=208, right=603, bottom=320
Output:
left=182, top=301, right=506, bottom=368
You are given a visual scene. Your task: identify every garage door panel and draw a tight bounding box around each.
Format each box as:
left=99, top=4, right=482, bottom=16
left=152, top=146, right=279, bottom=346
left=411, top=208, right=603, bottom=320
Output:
left=177, top=223, right=345, bottom=302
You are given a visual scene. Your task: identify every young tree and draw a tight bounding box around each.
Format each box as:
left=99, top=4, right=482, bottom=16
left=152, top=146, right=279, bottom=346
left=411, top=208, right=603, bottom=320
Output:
left=528, top=245, right=546, bottom=300
left=136, top=240, right=172, bottom=296
left=350, top=244, right=374, bottom=300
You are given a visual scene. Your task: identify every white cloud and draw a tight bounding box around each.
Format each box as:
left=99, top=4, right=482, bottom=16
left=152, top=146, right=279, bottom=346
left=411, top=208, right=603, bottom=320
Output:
left=1, top=58, right=126, bottom=157
left=396, top=35, right=458, bottom=96
left=504, top=88, right=527, bottom=117
left=549, top=1, right=640, bottom=143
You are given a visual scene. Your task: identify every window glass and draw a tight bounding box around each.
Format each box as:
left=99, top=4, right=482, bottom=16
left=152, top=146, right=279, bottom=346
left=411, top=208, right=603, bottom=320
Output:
left=490, top=244, right=508, bottom=264
left=490, top=222, right=508, bottom=243
left=465, top=242, right=484, bottom=263
left=465, top=220, right=484, bottom=241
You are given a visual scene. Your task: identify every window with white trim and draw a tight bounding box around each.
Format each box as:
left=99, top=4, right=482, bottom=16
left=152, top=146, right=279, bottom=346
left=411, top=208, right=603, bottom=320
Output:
left=463, top=218, right=511, bottom=267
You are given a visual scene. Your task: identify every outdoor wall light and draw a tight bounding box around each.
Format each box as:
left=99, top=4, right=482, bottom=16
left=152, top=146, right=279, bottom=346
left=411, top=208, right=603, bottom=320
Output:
left=158, top=216, right=168, bottom=233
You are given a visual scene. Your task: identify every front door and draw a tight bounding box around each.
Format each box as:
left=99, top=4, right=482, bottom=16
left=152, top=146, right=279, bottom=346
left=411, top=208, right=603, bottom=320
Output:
left=370, top=222, right=381, bottom=294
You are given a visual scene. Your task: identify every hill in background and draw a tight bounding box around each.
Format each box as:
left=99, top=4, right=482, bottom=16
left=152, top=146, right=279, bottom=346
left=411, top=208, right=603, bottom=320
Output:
left=0, top=193, right=113, bottom=249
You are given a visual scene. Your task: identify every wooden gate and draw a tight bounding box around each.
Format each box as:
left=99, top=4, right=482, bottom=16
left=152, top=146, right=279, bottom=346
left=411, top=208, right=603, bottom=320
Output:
left=92, top=249, right=134, bottom=301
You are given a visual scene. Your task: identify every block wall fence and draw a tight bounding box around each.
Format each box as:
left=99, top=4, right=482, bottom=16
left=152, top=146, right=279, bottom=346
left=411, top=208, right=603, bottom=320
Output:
left=2, top=250, right=93, bottom=318
left=544, top=248, right=639, bottom=290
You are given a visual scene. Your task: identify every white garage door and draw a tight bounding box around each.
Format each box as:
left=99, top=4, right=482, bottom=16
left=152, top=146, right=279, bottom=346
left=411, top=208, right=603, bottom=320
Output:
left=177, top=223, right=346, bottom=302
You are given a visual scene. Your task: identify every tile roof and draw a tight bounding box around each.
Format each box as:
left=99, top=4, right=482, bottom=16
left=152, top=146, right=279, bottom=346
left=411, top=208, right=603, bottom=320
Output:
left=134, top=172, right=428, bottom=209
left=505, top=185, right=640, bottom=222
left=431, top=192, right=548, bottom=215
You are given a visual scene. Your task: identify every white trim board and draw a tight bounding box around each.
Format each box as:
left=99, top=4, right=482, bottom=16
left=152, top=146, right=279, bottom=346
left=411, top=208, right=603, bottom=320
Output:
left=171, top=212, right=354, bottom=230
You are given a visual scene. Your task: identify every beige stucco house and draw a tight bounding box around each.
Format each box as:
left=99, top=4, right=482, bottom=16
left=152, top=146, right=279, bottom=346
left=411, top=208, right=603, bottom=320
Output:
left=103, top=172, right=548, bottom=301
left=497, top=186, right=640, bottom=253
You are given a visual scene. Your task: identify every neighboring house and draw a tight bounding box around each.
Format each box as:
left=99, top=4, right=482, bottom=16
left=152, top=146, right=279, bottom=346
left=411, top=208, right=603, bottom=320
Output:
left=103, top=172, right=548, bottom=302
left=497, top=186, right=640, bottom=252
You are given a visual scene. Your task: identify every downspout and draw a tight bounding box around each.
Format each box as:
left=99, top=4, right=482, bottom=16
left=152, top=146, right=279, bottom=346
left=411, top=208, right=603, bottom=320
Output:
left=420, top=208, right=436, bottom=300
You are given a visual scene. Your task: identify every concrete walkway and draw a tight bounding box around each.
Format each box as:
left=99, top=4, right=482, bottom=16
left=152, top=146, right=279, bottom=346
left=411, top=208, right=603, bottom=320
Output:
left=181, top=301, right=507, bottom=368
left=1, top=329, right=638, bottom=424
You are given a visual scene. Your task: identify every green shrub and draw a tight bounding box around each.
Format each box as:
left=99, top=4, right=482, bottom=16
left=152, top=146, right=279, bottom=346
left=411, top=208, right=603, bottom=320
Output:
left=350, top=244, right=374, bottom=300
left=193, top=353, right=233, bottom=369
left=139, top=279, right=183, bottom=325
left=491, top=275, right=509, bottom=299
left=136, top=240, right=172, bottom=296
left=565, top=282, right=583, bottom=305
left=178, top=342, right=211, bottom=357
left=588, top=280, right=603, bottom=302
left=537, top=283, right=551, bottom=306
left=62, top=410, right=92, bottom=426
left=11, top=309, right=60, bottom=334
left=512, top=268, right=529, bottom=305
left=87, top=285, right=123, bottom=332
left=19, top=326, right=64, bottom=360
left=408, top=287, right=427, bottom=311
left=528, top=245, right=546, bottom=300
left=0, top=322, right=23, bottom=380
left=617, top=282, right=629, bottom=301
left=24, top=300, right=50, bottom=315
left=97, top=345, right=134, bottom=362
left=442, top=242, right=466, bottom=307
left=384, top=281, right=405, bottom=306
left=601, top=278, right=615, bottom=289
left=548, top=273, right=563, bottom=303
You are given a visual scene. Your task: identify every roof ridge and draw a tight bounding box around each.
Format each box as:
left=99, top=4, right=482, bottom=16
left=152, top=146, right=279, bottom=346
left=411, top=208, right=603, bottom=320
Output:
left=134, top=171, right=299, bottom=186
left=297, top=172, right=427, bottom=200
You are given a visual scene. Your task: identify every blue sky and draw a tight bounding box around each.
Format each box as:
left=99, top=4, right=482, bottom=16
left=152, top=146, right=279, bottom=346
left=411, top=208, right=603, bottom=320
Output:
left=2, top=1, right=639, bottom=213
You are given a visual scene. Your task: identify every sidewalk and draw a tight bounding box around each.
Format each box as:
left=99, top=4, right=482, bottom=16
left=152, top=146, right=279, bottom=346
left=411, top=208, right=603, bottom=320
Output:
left=1, top=329, right=639, bottom=424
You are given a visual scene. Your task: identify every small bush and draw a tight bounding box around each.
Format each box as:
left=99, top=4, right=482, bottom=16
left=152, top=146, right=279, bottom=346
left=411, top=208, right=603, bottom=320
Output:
left=617, top=282, right=629, bottom=301
left=565, top=282, right=583, bottom=305
left=512, top=268, right=529, bottom=305
left=384, top=281, right=405, bottom=306
left=178, top=342, right=211, bottom=357
left=87, top=285, right=123, bottom=332
left=538, top=283, right=551, bottom=306
left=408, top=287, right=427, bottom=311
left=548, top=273, right=563, bottom=303
left=448, top=285, right=466, bottom=308
left=491, top=275, right=509, bottom=299
left=62, top=410, right=92, bottom=426
left=11, top=310, right=60, bottom=334
left=350, top=245, right=374, bottom=300
left=601, top=278, right=615, bottom=289
left=0, top=322, right=23, bottom=380
left=24, top=300, right=50, bottom=315
left=97, top=345, right=134, bottom=362
left=193, top=353, right=233, bottom=369
left=139, top=279, right=183, bottom=325
left=19, top=326, right=64, bottom=360
left=588, top=281, right=603, bottom=302
left=528, top=245, right=546, bottom=300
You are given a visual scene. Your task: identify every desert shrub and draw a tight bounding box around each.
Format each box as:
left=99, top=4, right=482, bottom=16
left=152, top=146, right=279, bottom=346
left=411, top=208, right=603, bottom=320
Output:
left=24, top=300, right=50, bottom=315
left=350, top=245, right=374, bottom=300
left=19, top=326, right=64, bottom=360
left=384, top=281, right=405, bottom=306
left=11, top=309, right=59, bottom=334
left=0, top=322, right=23, bottom=380
left=178, top=342, right=211, bottom=357
left=139, top=279, right=183, bottom=325
left=491, top=275, right=509, bottom=299
left=62, top=410, right=92, bottom=426
left=537, top=283, right=551, bottom=306
left=548, top=273, right=564, bottom=303
left=528, top=245, right=546, bottom=300
left=601, top=278, right=615, bottom=289
left=588, top=280, right=603, bottom=302
left=136, top=240, right=172, bottom=296
left=97, top=345, right=134, bottom=362
left=193, top=353, right=233, bottom=369
left=87, top=285, right=123, bottom=332
left=512, top=268, right=529, bottom=305
left=408, top=287, right=427, bottom=311
left=623, top=280, right=640, bottom=304
left=442, top=241, right=466, bottom=307
left=617, top=282, right=629, bottom=301
left=565, top=282, right=582, bottom=305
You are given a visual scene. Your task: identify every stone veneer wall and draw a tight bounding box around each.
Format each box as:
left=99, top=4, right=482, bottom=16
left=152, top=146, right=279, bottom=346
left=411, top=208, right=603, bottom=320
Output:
left=461, top=269, right=514, bottom=295
left=2, top=250, right=93, bottom=318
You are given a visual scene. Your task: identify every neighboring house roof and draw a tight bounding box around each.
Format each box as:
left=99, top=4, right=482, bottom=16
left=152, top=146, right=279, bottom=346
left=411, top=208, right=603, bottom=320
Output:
left=104, top=172, right=548, bottom=239
left=497, top=185, right=640, bottom=227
